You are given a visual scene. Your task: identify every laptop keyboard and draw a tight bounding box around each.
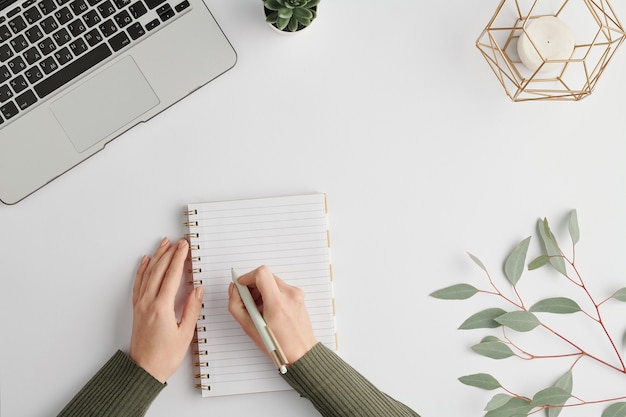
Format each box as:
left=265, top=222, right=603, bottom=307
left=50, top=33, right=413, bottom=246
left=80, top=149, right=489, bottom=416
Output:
left=0, top=0, right=190, bottom=125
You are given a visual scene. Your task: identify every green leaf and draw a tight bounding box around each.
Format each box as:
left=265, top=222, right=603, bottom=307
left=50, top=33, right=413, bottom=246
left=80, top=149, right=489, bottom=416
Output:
left=277, top=7, right=293, bottom=19
left=602, top=403, right=626, bottom=417
left=548, top=371, right=573, bottom=417
left=485, top=393, right=514, bottom=411
left=459, top=308, right=506, bottom=330
left=430, top=284, right=479, bottom=300
left=531, top=387, right=570, bottom=407
left=275, top=15, right=290, bottom=29
left=612, top=288, right=626, bottom=302
left=265, top=10, right=278, bottom=23
left=471, top=340, right=516, bottom=359
left=529, top=297, right=582, bottom=314
left=504, top=237, right=531, bottom=286
left=287, top=16, right=298, bottom=31
left=294, top=15, right=311, bottom=27
left=528, top=255, right=549, bottom=270
left=554, top=370, right=573, bottom=394
left=293, top=7, right=313, bottom=19
left=485, top=397, right=533, bottom=417
left=468, top=252, right=487, bottom=272
left=263, top=0, right=283, bottom=11
left=538, top=218, right=567, bottom=275
left=495, top=311, right=541, bottom=332
left=481, top=335, right=501, bottom=343
left=568, top=210, right=580, bottom=245
left=458, top=373, right=501, bottom=390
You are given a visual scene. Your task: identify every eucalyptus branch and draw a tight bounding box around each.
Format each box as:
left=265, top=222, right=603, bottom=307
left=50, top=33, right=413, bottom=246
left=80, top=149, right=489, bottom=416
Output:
left=430, top=210, right=626, bottom=417
left=568, top=258, right=625, bottom=371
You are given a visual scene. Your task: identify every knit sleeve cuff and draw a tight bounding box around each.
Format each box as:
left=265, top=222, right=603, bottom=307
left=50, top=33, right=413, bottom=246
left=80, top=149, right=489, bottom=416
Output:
left=281, top=343, right=420, bottom=417
left=281, top=342, right=347, bottom=394
left=56, top=350, right=165, bottom=417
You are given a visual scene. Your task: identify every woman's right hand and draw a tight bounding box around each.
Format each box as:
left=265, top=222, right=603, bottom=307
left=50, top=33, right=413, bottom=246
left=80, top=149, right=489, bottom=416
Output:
left=227, top=265, right=318, bottom=365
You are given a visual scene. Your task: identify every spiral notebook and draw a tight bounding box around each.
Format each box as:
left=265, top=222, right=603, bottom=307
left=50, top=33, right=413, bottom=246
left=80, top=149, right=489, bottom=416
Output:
left=184, top=193, right=337, bottom=397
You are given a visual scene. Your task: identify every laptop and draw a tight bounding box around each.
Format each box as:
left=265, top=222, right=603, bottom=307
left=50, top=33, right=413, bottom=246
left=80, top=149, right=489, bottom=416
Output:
left=0, top=0, right=236, bottom=204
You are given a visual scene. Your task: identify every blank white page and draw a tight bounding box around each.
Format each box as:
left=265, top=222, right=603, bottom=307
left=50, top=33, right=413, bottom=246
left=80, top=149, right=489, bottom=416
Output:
left=185, top=194, right=336, bottom=397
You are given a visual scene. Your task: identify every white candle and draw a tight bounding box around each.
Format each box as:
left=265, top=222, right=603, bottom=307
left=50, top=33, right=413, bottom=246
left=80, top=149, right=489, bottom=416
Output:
left=517, top=16, right=575, bottom=73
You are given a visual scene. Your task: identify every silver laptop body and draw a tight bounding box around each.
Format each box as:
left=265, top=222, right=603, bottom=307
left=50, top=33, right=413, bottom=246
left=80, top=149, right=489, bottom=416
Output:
left=0, top=0, right=236, bottom=204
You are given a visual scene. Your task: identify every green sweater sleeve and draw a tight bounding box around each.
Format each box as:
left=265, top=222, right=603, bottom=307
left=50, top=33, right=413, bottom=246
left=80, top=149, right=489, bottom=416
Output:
left=282, top=343, right=420, bottom=417
left=56, top=350, right=165, bottom=417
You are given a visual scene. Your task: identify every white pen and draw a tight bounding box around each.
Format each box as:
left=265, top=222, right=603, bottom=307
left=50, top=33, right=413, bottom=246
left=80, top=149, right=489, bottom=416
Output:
left=231, top=268, right=289, bottom=374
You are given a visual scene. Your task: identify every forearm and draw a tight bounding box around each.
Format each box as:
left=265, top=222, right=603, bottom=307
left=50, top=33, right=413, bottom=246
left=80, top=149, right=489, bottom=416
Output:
left=56, top=350, right=164, bottom=417
left=282, top=343, right=420, bottom=417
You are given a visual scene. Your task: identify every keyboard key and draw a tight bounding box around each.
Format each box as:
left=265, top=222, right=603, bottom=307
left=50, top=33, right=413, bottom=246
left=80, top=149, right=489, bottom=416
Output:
left=1, top=101, right=19, bottom=120
left=156, top=3, right=173, bottom=21
left=0, top=84, right=13, bottom=102
left=97, top=0, right=115, bottom=17
left=55, top=6, right=73, bottom=24
left=8, top=15, right=28, bottom=33
left=68, top=18, right=86, bottom=35
left=15, top=89, right=37, bottom=110
left=99, top=18, right=117, bottom=37
left=24, top=65, right=44, bottom=83
left=8, top=56, right=26, bottom=74
left=86, top=0, right=103, bottom=6
left=84, top=28, right=102, bottom=46
left=0, top=65, right=11, bottom=82
left=70, top=0, right=88, bottom=15
left=126, top=21, right=144, bottom=40
left=33, top=42, right=111, bottom=98
left=56, top=0, right=71, bottom=5
left=113, top=0, right=130, bottom=8
left=108, top=31, right=129, bottom=51
left=40, top=16, right=58, bottom=33
left=38, top=0, right=57, bottom=14
left=113, top=10, right=131, bottom=28
left=83, top=10, right=101, bottom=27
left=53, top=27, right=71, bottom=46
left=10, top=34, right=29, bottom=53
left=145, top=18, right=159, bottom=31
left=25, top=25, right=44, bottom=42
left=144, top=0, right=164, bottom=9
left=10, top=75, right=28, bottom=93
left=0, top=44, right=14, bottom=62
left=38, top=37, right=57, bottom=55
left=128, top=1, right=146, bottom=18
left=39, top=56, right=58, bottom=73
left=54, top=47, right=73, bottom=65
left=174, top=0, right=188, bottom=12
left=7, top=7, right=21, bottom=18
left=23, top=47, right=42, bottom=65
left=23, top=6, right=43, bottom=23
left=0, top=25, right=12, bottom=42
left=23, top=0, right=38, bottom=6
left=69, top=38, right=88, bottom=55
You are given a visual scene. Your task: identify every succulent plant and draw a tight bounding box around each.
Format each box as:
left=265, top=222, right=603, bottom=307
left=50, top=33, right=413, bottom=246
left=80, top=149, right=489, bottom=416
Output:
left=263, top=0, right=320, bottom=32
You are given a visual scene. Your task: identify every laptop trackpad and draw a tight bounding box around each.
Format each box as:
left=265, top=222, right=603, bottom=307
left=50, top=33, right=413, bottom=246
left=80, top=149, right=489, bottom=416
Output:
left=51, top=57, right=160, bottom=153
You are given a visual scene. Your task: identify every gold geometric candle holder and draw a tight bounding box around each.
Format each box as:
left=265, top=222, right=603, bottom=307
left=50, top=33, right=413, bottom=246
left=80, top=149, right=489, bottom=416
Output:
left=476, top=0, right=626, bottom=101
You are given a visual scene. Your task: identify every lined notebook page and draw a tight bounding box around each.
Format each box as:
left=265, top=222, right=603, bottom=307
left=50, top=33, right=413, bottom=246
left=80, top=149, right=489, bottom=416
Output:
left=185, top=194, right=336, bottom=397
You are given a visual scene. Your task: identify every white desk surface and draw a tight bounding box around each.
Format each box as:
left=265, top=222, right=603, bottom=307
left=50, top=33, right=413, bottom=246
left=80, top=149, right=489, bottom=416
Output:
left=2, top=1, right=626, bottom=416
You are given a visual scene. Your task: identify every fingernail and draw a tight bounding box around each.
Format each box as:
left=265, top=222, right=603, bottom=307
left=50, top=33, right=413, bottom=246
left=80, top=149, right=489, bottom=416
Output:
left=195, top=286, right=204, bottom=300
left=140, top=255, right=148, bottom=265
left=160, top=237, right=169, bottom=247
left=178, top=239, right=188, bottom=249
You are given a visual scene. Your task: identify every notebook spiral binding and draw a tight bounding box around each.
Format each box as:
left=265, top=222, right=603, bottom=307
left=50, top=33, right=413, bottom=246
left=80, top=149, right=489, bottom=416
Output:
left=184, top=207, right=210, bottom=393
